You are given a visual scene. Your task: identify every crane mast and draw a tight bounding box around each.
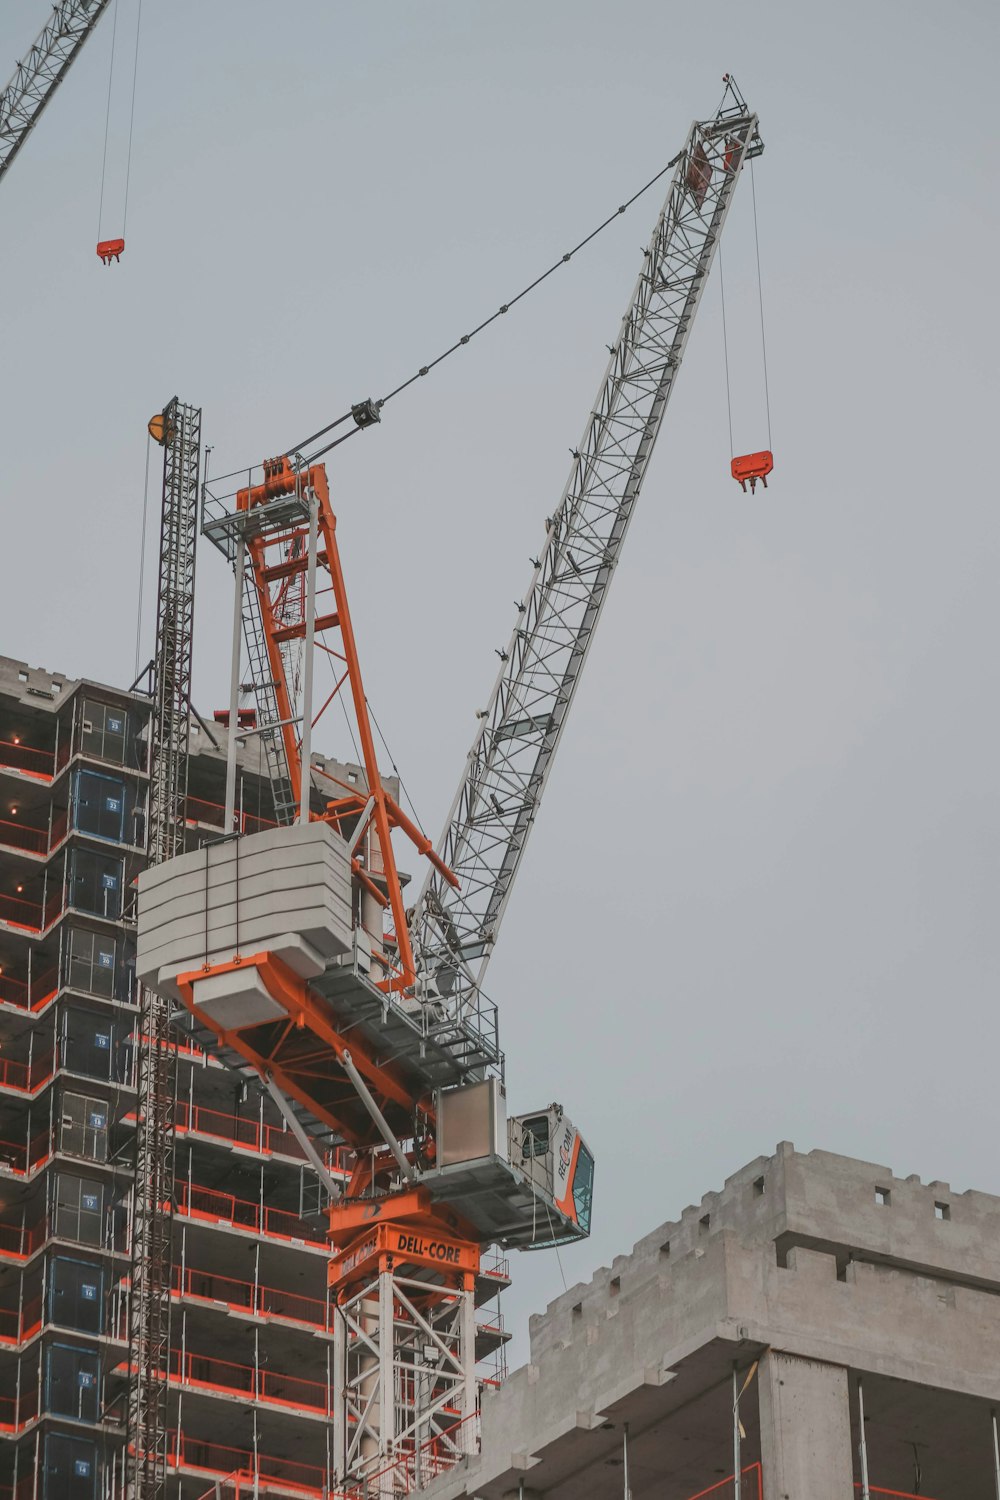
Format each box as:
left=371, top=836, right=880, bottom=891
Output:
left=0, top=0, right=112, bottom=185
left=413, top=78, right=762, bottom=1017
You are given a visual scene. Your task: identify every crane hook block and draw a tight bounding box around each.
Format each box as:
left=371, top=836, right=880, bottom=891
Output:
left=96, top=238, right=125, bottom=265
left=731, top=450, right=773, bottom=493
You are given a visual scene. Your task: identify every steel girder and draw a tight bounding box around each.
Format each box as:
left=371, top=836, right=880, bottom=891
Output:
left=413, top=84, right=762, bottom=1023
left=0, top=0, right=112, bottom=185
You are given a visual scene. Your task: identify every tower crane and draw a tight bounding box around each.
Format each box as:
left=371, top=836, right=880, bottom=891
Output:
left=0, top=1, right=111, bottom=186
left=134, top=78, right=763, bottom=1498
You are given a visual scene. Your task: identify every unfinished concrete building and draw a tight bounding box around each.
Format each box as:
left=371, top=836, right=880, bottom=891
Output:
left=0, top=654, right=485, bottom=1499
left=423, top=1143, right=1000, bottom=1500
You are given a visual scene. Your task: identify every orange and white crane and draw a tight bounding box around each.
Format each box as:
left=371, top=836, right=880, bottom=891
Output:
left=136, top=77, right=764, bottom=1499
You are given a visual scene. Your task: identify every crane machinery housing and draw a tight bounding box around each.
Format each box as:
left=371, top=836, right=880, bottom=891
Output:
left=130, top=77, right=762, bottom=1500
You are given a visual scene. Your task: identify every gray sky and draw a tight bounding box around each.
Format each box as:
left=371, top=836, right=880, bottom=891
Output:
left=1, top=0, right=997, bottom=1357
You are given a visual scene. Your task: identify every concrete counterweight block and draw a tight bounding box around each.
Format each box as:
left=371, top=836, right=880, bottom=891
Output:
left=136, top=821, right=354, bottom=1025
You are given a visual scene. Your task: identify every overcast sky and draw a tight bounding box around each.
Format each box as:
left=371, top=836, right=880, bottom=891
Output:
left=1, top=0, right=997, bottom=1358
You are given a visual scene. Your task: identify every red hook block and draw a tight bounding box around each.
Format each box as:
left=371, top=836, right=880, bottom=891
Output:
left=96, top=238, right=125, bottom=265
left=731, top=450, right=773, bottom=493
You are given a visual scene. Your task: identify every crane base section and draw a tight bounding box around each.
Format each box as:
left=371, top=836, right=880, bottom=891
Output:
left=329, top=1196, right=483, bottom=1496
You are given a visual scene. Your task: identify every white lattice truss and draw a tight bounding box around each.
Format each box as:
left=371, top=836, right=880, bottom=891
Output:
left=333, top=1267, right=478, bottom=1494
left=413, top=87, right=761, bottom=1029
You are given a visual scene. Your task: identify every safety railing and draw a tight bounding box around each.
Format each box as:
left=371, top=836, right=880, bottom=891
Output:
left=0, top=1126, right=53, bottom=1179
left=0, top=966, right=60, bottom=1015
left=169, top=1432, right=324, bottom=1498
left=174, top=1181, right=328, bottom=1247
left=174, top=1263, right=329, bottom=1330
left=173, top=1098, right=310, bottom=1162
left=0, top=740, right=54, bottom=780
left=0, top=1296, right=42, bottom=1347
left=0, top=818, right=47, bottom=856
left=0, top=1049, right=55, bottom=1096
left=0, top=1381, right=38, bottom=1434
left=170, top=1346, right=328, bottom=1412
left=0, top=1216, right=48, bottom=1262
left=185, top=794, right=277, bottom=838
left=0, top=887, right=65, bottom=936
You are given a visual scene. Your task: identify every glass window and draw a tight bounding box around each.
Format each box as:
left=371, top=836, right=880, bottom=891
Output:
left=43, top=1434, right=99, bottom=1500
left=49, top=1256, right=104, bottom=1334
left=53, top=1174, right=104, bottom=1246
left=572, top=1144, right=595, bottom=1236
left=522, top=1115, right=550, bottom=1158
left=66, top=848, right=124, bottom=920
left=71, top=769, right=126, bottom=843
left=60, top=1093, right=109, bottom=1163
left=79, top=699, right=127, bottom=765
left=46, top=1342, right=101, bottom=1422
left=62, top=1007, right=131, bottom=1084
left=65, top=929, right=117, bottom=1000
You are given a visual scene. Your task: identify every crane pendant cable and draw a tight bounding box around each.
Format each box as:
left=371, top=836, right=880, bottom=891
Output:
left=721, top=155, right=774, bottom=492
left=96, top=0, right=142, bottom=266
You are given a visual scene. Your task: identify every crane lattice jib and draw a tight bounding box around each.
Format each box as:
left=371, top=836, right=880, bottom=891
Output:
left=0, top=0, right=112, bottom=185
left=414, top=87, right=762, bottom=1009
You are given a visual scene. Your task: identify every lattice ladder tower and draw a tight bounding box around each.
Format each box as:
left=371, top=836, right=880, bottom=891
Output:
left=126, top=397, right=201, bottom=1499
left=412, top=80, right=763, bottom=1026
left=0, top=0, right=112, bottom=184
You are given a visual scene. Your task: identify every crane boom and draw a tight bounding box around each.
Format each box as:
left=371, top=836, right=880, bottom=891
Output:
left=0, top=0, right=111, bottom=186
left=413, top=80, right=762, bottom=1014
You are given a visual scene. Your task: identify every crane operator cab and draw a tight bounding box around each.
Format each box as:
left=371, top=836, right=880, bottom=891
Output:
left=510, top=1103, right=595, bottom=1246
left=429, top=1080, right=594, bottom=1250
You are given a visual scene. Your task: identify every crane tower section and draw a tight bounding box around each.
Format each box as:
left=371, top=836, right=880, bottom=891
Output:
left=412, top=80, right=762, bottom=1021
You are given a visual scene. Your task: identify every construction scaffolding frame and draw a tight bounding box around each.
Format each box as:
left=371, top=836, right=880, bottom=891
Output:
left=126, top=398, right=201, bottom=1498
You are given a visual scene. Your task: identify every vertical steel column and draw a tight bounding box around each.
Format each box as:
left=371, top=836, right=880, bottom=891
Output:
left=733, top=1365, right=741, bottom=1500
left=857, top=1378, right=871, bottom=1500
left=298, top=486, right=319, bottom=823
left=992, top=1411, right=1000, bottom=1500
left=223, top=535, right=246, bottom=831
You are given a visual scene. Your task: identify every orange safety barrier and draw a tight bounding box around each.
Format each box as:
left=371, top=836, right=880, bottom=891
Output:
left=117, top=1347, right=329, bottom=1412
left=0, top=1126, right=53, bottom=1179
left=185, top=794, right=276, bottom=838
left=0, top=966, right=59, bottom=1015
left=116, top=1262, right=329, bottom=1331
left=0, top=1297, right=42, bottom=1348
left=0, top=818, right=47, bottom=856
left=0, top=1383, right=38, bottom=1434
left=0, top=1217, right=48, bottom=1262
left=168, top=1432, right=325, bottom=1498
left=0, top=740, right=55, bottom=780
left=0, top=1049, right=55, bottom=1096
left=174, top=1181, right=327, bottom=1247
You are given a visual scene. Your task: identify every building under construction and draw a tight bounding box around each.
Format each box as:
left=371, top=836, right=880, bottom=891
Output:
left=0, top=654, right=514, bottom=1498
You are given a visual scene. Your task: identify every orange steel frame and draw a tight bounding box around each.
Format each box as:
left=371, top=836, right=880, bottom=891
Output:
left=236, top=458, right=456, bottom=994
left=209, top=461, right=481, bottom=1422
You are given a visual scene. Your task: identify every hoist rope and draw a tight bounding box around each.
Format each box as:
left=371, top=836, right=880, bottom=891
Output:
left=366, top=697, right=429, bottom=839
left=718, top=244, right=735, bottom=460
left=96, top=0, right=120, bottom=239
left=750, top=158, right=772, bottom=449
left=133, top=431, right=152, bottom=684
left=121, top=0, right=143, bottom=235
left=282, top=154, right=684, bottom=467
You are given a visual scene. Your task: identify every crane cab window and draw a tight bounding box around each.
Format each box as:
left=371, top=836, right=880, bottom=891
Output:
left=522, top=1116, right=550, bottom=1159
